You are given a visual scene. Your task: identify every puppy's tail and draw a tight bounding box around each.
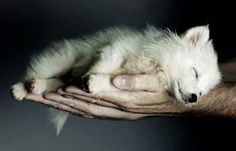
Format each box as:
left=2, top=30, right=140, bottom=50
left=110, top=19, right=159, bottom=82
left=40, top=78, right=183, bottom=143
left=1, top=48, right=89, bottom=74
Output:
left=48, top=108, right=69, bottom=136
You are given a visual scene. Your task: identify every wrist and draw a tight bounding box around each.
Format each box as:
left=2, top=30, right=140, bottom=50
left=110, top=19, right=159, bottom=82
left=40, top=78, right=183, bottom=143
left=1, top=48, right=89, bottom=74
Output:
left=190, top=83, right=236, bottom=118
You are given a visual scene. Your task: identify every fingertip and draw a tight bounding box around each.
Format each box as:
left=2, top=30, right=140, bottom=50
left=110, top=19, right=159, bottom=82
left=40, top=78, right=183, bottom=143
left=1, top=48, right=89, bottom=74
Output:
left=43, top=92, right=58, bottom=99
left=64, top=85, right=78, bottom=92
left=25, top=93, right=45, bottom=101
left=113, top=75, right=126, bottom=88
left=57, top=88, right=65, bottom=94
left=64, top=85, right=87, bottom=95
left=113, top=75, right=134, bottom=90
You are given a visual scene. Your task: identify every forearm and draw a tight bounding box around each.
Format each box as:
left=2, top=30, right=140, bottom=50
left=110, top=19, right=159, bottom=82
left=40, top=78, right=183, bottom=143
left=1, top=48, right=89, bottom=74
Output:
left=190, top=83, right=236, bottom=118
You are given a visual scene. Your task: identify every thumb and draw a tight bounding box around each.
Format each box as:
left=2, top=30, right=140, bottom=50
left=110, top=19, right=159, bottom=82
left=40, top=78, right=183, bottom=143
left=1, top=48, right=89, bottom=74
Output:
left=112, top=74, right=165, bottom=92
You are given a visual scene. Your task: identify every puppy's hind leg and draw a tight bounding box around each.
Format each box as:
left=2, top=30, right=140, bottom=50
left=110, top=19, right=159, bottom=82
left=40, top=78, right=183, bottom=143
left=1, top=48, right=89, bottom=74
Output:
left=11, top=40, right=77, bottom=101
left=29, top=78, right=64, bottom=94
left=11, top=82, right=28, bottom=101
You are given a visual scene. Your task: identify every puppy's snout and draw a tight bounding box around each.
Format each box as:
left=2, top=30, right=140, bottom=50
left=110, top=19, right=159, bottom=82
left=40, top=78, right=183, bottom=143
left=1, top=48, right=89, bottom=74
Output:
left=182, top=93, right=198, bottom=103
left=188, top=93, right=197, bottom=103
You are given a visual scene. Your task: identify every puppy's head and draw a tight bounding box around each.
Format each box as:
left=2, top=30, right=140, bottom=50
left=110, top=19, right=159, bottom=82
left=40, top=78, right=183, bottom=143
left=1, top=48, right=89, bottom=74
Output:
left=160, top=26, right=221, bottom=103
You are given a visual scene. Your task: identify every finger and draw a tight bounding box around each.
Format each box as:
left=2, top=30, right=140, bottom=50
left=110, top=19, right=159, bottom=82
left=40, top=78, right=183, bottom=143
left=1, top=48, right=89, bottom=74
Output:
left=64, top=85, right=168, bottom=106
left=44, top=92, right=154, bottom=120
left=64, top=84, right=181, bottom=114
left=63, top=86, right=94, bottom=97
left=113, top=74, right=165, bottom=92
left=61, top=86, right=187, bottom=114
left=101, top=90, right=171, bottom=106
left=98, top=90, right=190, bottom=114
left=25, top=93, right=90, bottom=117
left=63, top=85, right=173, bottom=112
left=62, top=93, right=185, bottom=114
left=51, top=92, right=187, bottom=116
left=57, top=88, right=119, bottom=108
left=59, top=89, right=162, bottom=113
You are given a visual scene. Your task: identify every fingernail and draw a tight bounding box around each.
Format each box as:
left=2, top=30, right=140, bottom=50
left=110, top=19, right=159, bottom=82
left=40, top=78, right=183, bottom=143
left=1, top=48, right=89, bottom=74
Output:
left=113, top=76, right=128, bottom=89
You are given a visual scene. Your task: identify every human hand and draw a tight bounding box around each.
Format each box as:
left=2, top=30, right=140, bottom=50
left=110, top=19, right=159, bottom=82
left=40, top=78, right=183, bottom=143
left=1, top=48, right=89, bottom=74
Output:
left=24, top=59, right=236, bottom=119
left=25, top=74, right=190, bottom=119
left=25, top=86, right=156, bottom=120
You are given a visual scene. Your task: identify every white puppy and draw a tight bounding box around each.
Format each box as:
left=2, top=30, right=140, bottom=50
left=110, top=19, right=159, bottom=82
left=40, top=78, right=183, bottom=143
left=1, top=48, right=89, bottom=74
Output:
left=11, top=25, right=221, bottom=134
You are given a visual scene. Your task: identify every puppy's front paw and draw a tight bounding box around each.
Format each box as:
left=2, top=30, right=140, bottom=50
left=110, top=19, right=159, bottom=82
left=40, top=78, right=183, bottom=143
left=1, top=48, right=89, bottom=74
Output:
left=88, top=74, right=117, bottom=97
left=30, top=79, right=47, bottom=94
left=11, top=83, right=27, bottom=101
left=88, top=75, right=102, bottom=96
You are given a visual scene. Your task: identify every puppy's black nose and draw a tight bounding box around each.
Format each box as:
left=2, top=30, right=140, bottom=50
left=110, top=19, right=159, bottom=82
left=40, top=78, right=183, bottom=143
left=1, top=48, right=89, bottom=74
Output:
left=188, top=93, right=197, bottom=103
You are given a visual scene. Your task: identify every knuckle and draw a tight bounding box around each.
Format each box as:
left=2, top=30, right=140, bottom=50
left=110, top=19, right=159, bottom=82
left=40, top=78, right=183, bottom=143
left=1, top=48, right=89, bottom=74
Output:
left=121, top=102, right=138, bottom=110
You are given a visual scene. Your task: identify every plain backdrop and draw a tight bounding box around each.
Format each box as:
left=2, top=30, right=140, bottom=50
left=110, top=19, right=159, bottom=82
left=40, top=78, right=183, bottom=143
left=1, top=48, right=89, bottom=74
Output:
left=0, top=0, right=235, bottom=151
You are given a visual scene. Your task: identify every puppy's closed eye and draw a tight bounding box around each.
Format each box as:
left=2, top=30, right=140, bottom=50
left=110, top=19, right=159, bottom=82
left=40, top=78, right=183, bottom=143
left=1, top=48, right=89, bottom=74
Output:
left=193, top=68, right=199, bottom=79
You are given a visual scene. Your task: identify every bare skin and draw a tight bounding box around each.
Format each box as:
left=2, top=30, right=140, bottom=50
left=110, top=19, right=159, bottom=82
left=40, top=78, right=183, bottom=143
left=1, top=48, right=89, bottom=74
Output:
left=24, top=60, right=236, bottom=120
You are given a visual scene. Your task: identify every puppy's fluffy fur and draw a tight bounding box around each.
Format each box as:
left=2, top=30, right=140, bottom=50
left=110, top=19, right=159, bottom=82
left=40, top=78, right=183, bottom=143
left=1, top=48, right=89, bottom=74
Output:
left=11, top=25, right=221, bottom=134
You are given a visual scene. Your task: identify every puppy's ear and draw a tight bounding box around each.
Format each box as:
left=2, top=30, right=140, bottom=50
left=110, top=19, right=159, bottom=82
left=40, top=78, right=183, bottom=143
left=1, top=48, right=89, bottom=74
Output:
left=183, top=25, right=210, bottom=45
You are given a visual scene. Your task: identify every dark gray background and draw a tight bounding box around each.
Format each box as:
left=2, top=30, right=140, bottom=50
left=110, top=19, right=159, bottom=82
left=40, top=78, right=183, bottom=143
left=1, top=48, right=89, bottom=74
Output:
left=0, top=0, right=235, bottom=151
